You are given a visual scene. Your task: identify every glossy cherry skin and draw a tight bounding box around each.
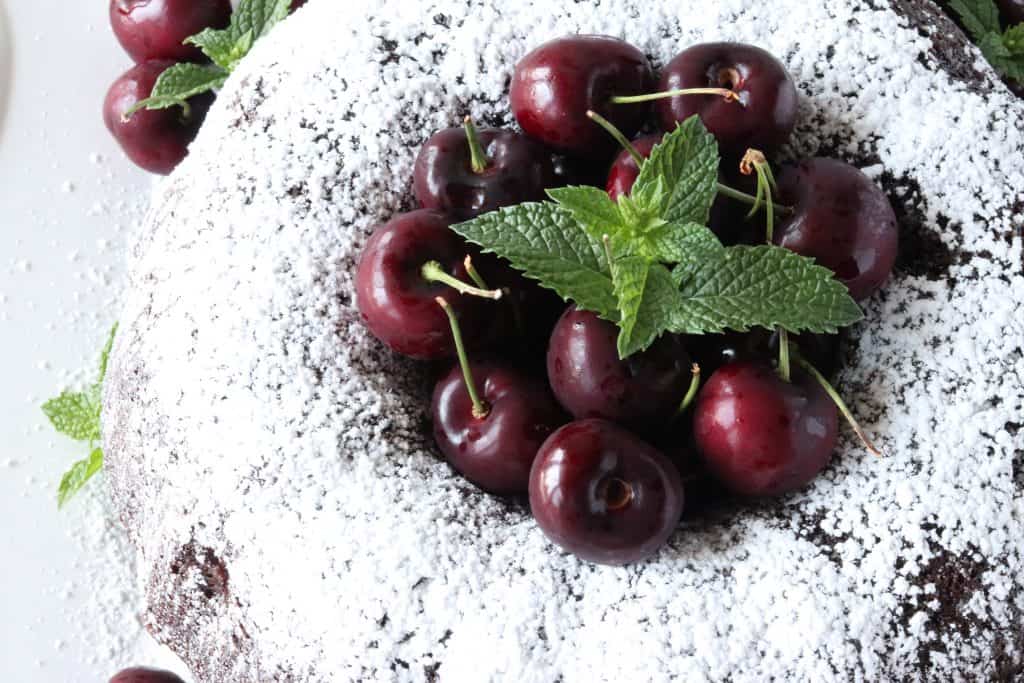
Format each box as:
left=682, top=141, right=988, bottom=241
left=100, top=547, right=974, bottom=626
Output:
left=529, top=419, right=684, bottom=565
left=774, top=158, right=898, bottom=301
left=547, top=308, right=692, bottom=433
left=657, top=43, right=798, bottom=156
left=511, top=36, right=654, bottom=160
left=689, top=328, right=842, bottom=379
left=110, top=0, right=231, bottom=63
left=110, top=668, right=186, bottom=683
left=605, top=135, right=660, bottom=202
left=432, top=361, right=566, bottom=495
left=103, top=60, right=214, bottom=175
left=413, top=127, right=555, bottom=219
left=997, top=0, right=1024, bottom=25
left=355, top=210, right=489, bottom=360
left=693, top=361, right=838, bottom=497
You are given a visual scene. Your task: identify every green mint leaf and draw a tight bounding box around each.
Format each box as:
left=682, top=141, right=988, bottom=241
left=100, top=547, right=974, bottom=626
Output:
left=187, top=27, right=254, bottom=71
left=669, top=245, right=863, bottom=335
left=127, top=63, right=228, bottom=115
left=631, top=115, right=719, bottom=225
left=648, top=222, right=724, bottom=264
left=57, top=448, right=103, bottom=509
left=611, top=258, right=680, bottom=357
left=546, top=186, right=625, bottom=243
left=231, top=0, right=291, bottom=42
left=42, top=386, right=101, bottom=442
left=948, top=0, right=1003, bottom=41
left=98, top=323, right=118, bottom=382
left=451, top=203, right=618, bottom=320
left=1004, top=24, right=1024, bottom=55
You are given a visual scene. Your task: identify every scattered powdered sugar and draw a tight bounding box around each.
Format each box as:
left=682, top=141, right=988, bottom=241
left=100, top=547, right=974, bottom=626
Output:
left=102, top=0, right=1024, bottom=681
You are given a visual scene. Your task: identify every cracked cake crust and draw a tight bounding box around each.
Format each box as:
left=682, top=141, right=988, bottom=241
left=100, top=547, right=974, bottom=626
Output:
left=103, top=0, right=1024, bottom=680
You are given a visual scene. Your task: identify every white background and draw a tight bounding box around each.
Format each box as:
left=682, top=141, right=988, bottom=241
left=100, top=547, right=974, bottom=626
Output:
left=0, top=1, right=190, bottom=680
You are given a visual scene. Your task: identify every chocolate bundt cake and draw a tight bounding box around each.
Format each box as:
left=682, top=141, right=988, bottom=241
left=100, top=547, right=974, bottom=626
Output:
left=102, top=0, right=1024, bottom=680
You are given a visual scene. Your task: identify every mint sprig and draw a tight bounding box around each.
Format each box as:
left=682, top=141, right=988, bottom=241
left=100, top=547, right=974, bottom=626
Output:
left=452, top=117, right=863, bottom=358
left=129, top=0, right=291, bottom=116
left=949, top=0, right=1024, bottom=82
left=43, top=324, right=117, bottom=509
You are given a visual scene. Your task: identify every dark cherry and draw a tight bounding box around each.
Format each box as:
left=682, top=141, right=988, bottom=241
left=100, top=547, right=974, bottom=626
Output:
left=689, top=328, right=842, bottom=379
left=774, top=158, right=898, bottom=301
left=656, top=43, right=798, bottom=156
left=432, top=361, right=566, bottom=495
left=355, top=210, right=490, bottom=360
left=110, top=668, right=185, bottom=683
left=291, top=0, right=308, bottom=8
left=551, top=153, right=609, bottom=189
left=413, top=126, right=555, bottom=219
left=110, top=0, right=232, bottom=63
left=529, top=418, right=684, bottom=565
left=510, top=35, right=654, bottom=160
left=103, top=60, right=214, bottom=175
left=693, top=361, right=838, bottom=497
left=605, top=134, right=660, bottom=202
left=547, top=307, right=692, bottom=432
left=997, top=0, right=1024, bottom=25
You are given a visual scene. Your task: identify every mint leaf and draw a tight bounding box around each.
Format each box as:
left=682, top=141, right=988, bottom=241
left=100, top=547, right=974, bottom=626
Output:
left=127, top=63, right=228, bottom=115
left=1004, top=24, right=1024, bottom=54
left=57, top=448, right=103, bottom=509
left=948, top=0, right=1002, bottom=41
left=98, top=323, right=118, bottom=382
left=451, top=203, right=618, bottom=320
left=42, top=387, right=101, bottom=442
left=648, top=222, right=724, bottom=264
left=231, top=0, right=291, bottom=42
left=611, top=258, right=681, bottom=357
left=670, top=245, right=863, bottom=335
left=187, top=27, right=254, bottom=71
left=546, top=186, right=625, bottom=243
left=632, top=116, right=719, bottom=225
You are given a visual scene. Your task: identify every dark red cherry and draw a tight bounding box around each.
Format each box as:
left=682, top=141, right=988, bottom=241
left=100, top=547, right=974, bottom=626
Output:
left=413, top=126, right=555, bottom=219
left=109, top=0, right=231, bottom=63
left=774, top=158, right=898, bottom=301
left=689, top=329, right=842, bottom=379
left=432, top=361, right=566, bottom=495
left=511, top=36, right=654, bottom=160
left=551, top=153, right=610, bottom=189
left=291, top=0, right=308, bottom=9
left=605, top=135, right=660, bottom=202
left=355, top=210, right=491, bottom=360
left=656, top=43, right=798, bottom=156
left=530, top=419, right=684, bottom=565
left=547, top=308, right=692, bottom=433
left=997, top=0, right=1024, bottom=24
left=693, top=361, right=838, bottom=497
left=103, top=60, right=214, bottom=175
left=110, top=668, right=185, bottom=683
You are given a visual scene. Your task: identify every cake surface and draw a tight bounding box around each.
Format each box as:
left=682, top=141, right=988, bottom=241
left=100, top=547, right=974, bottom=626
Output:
left=102, top=0, right=1024, bottom=680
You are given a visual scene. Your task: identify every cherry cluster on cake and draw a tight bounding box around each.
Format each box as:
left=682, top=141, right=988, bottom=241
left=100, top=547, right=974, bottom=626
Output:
left=355, top=36, right=898, bottom=567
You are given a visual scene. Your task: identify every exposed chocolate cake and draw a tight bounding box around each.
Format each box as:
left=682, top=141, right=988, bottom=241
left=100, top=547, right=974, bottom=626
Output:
left=102, top=0, right=1024, bottom=680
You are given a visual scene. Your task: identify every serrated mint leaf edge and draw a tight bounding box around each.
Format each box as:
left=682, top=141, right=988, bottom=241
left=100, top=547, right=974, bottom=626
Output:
left=948, top=0, right=1003, bottom=41
left=128, top=63, right=228, bottom=115
left=57, top=448, right=103, bottom=509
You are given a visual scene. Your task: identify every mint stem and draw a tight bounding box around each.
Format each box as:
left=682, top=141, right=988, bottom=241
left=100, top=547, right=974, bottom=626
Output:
left=794, top=356, right=882, bottom=457
left=437, top=297, right=489, bottom=419
left=586, top=111, right=643, bottom=166
left=601, top=234, right=615, bottom=271
left=421, top=261, right=503, bottom=300
left=463, top=117, right=489, bottom=174
left=611, top=88, right=741, bottom=105
left=777, top=329, right=791, bottom=383
left=675, top=363, right=702, bottom=416
left=716, top=183, right=793, bottom=216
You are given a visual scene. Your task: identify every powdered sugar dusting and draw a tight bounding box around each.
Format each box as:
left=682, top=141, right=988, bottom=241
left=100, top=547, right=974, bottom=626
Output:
left=103, top=0, right=1024, bottom=680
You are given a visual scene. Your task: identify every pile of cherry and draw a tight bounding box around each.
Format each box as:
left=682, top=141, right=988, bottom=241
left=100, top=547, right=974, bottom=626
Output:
left=102, top=0, right=305, bottom=175
left=357, top=35, right=899, bottom=568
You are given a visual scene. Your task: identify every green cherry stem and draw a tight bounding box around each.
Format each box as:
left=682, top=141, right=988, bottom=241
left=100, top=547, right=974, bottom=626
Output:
left=586, top=110, right=643, bottom=165
left=463, top=255, right=490, bottom=290
left=421, top=261, right=503, bottom=300
left=741, top=149, right=780, bottom=242
left=715, top=183, right=793, bottom=216
left=437, top=297, right=490, bottom=419
left=675, top=363, right=702, bottom=417
left=611, top=87, right=741, bottom=105
left=777, top=329, right=791, bottom=383
left=794, top=356, right=882, bottom=457
left=463, top=116, right=490, bottom=174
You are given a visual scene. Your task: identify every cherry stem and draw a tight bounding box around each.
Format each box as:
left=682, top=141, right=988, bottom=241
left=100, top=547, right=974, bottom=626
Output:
left=437, top=296, right=490, bottom=419
left=675, top=363, right=702, bottom=416
left=777, top=329, right=791, bottom=383
left=740, top=149, right=779, bottom=242
left=794, top=356, right=882, bottom=457
left=463, top=117, right=489, bottom=174
left=421, top=261, right=503, bottom=300
left=587, top=110, right=644, bottom=166
left=463, top=255, right=490, bottom=290
left=610, top=87, right=741, bottom=105
left=716, top=183, right=793, bottom=216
